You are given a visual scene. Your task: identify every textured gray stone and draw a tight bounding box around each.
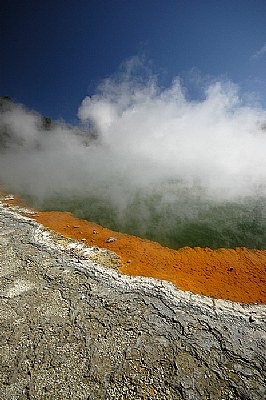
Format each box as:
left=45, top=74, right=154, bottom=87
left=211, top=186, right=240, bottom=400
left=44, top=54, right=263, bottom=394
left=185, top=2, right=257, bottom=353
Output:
left=0, top=199, right=265, bottom=399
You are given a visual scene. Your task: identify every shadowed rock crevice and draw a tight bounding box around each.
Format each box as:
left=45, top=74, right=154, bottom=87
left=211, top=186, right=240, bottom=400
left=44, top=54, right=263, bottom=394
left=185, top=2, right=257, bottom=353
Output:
left=0, top=200, right=265, bottom=399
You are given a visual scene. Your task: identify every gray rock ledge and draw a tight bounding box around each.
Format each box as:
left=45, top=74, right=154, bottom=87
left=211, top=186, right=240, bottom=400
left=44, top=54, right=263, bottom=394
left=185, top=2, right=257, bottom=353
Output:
left=0, top=201, right=265, bottom=400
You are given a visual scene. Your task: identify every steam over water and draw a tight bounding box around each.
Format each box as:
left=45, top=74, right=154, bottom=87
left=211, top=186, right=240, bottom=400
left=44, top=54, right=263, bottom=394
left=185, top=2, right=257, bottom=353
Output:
left=1, top=59, right=266, bottom=249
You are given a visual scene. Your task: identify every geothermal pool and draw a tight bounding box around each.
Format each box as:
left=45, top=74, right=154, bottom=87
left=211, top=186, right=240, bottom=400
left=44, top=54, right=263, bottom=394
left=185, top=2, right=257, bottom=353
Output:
left=2, top=192, right=266, bottom=304
left=22, top=185, right=266, bottom=250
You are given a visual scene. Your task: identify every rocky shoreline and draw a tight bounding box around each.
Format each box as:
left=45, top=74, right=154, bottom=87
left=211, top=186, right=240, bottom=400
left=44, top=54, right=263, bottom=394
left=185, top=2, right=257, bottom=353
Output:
left=0, top=197, right=266, bottom=399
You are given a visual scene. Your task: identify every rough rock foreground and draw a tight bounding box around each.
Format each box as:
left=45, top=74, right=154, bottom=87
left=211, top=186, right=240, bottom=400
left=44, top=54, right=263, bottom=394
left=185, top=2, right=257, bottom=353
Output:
left=0, top=199, right=265, bottom=400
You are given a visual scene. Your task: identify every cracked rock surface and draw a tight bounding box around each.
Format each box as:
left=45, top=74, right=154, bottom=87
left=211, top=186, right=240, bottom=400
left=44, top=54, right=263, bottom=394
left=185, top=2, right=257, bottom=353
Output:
left=0, top=201, right=265, bottom=399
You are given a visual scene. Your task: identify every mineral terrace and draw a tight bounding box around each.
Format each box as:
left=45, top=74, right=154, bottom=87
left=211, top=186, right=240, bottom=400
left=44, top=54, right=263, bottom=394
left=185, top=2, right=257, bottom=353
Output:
left=0, top=196, right=265, bottom=399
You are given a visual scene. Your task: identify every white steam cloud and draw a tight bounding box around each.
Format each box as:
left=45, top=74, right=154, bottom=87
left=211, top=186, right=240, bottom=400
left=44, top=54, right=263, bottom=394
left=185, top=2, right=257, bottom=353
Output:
left=78, top=68, right=266, bottom=198
left=1, top=58, right=266, bottom=247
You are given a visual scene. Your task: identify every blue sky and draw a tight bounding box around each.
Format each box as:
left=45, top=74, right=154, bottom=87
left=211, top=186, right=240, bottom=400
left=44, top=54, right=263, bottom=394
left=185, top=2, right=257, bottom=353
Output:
left=1, top=0, right=266, bottom=122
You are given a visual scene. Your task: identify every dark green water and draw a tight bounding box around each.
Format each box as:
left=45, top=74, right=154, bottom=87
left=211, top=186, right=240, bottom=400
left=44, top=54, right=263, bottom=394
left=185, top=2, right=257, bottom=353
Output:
left=21, top=185, right=266, bottom=250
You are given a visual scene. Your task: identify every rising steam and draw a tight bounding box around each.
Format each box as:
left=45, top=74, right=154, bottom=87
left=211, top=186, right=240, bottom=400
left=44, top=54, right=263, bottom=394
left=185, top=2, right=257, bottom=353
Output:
left=1, top=58, right=266, bottom=248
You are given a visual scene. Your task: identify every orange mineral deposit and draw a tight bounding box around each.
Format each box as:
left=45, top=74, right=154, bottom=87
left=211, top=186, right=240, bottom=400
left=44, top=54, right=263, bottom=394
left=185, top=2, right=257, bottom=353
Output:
left=2, top=192, right=266, bottom=304
left=34, top=211, right=266, bottom=304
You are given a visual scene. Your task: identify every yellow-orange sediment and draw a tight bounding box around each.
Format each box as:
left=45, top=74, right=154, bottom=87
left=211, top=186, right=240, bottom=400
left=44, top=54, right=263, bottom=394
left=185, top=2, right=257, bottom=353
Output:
left=1, top=192, right=266, bottom=304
